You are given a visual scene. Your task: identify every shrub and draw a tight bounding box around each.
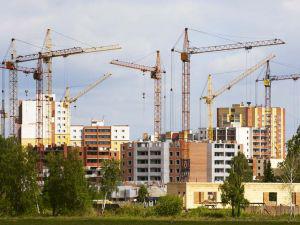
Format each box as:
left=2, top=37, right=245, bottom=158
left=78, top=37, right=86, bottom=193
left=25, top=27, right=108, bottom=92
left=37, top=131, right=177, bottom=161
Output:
left=154, top=195, right=183, bottom=216
left=187, top=207, right=229, bottom=218
left=109, top=203, right=155, bottom=217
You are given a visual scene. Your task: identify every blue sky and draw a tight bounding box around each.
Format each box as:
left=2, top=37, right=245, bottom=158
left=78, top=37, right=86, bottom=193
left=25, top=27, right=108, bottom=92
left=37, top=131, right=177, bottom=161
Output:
left=1, top=0, right=300, bottom=140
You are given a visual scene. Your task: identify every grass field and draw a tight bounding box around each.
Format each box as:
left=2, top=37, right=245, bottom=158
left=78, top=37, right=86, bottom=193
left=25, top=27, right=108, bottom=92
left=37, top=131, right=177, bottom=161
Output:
left=1, top=217, right=300, bottom=225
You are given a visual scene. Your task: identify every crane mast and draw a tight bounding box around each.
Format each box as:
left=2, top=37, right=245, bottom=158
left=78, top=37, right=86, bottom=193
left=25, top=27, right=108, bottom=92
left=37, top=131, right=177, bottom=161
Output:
left=256, top=72, right=300, bottom=158
left=110, top=51, right=165, bottom=140
left=4, top=29, right=121, bottom=142
left=1, top=61, right=38, bottom=137
left=9, top=39, right=17, bottom=137
left=175, top=27, right=285, bottom=134
left=201, top=54, right=276, bottom=141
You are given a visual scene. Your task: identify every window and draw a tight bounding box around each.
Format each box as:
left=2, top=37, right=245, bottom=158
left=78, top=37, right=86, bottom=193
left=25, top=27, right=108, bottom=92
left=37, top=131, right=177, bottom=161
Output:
left=170, top=169, right=173, bottom=173
left=176, top=152, right=180, bottom=157
left=150, top=168, right=161, bottom=172
left=215, top=152, right=224, bottom=157
left=128, top=160, right=132, bottom=165
left=176, top=160, right=180, bottom=165
left=150, top=159, right=161, bottom=164
left=269, top=192, right=277, bottom=202
left=137, top=159, right=148, bottom=164
left=170, top=160, right=173, bottom=165
left=137, top=168, right=148, bottom=172
left=128, top=152, right=132, bottom=157
left=176, top=177, right=180, bottom=182
left=207, top=192, right=217, bottom=202
left=128, top=169, right=132, bottom=173
left=170, top=152, right=173, bottom=156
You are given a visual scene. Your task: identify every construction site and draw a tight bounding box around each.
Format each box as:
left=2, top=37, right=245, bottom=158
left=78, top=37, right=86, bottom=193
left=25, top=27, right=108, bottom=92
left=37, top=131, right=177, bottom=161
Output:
left=0, top=25, right=298, bottom=184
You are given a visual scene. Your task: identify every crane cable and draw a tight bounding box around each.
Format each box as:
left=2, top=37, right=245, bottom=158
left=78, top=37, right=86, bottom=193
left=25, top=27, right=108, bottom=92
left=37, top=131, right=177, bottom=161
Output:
left=170, top=49, right=175, bottom=131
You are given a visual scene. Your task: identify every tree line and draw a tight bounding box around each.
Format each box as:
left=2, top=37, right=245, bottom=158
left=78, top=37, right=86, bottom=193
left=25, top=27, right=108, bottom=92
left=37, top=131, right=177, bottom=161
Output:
left=0, top=136, right=121, bottom=216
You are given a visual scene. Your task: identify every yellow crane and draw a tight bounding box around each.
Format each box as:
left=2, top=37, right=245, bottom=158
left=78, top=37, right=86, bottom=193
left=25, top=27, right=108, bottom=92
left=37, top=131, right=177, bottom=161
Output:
left=201, top=54, right=276, bottom=141
left=63, top=72, right=112, bottom=107
left=62, top=72, right=112, bottom=145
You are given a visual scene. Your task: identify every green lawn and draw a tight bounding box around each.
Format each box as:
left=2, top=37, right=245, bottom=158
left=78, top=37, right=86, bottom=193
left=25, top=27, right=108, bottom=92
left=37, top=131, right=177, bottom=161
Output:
left=1, top=218, right=300, bottom=225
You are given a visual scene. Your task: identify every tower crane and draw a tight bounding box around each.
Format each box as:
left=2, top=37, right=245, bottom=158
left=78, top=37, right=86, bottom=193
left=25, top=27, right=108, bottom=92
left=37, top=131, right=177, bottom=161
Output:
left=64, top=72, right=112, bottom=106
left=110, top=51, right=165, bottom=141
left=172, top=27, right=285, bottom=133
left=0, top=62, right=37, bottom=137
left=63, top=72, right=112, bottom=145
left=4, top=30, right=121, bottom=148
left=256, top=71, right=300, bottom=158
left=201, top=54, right=276, bottom=141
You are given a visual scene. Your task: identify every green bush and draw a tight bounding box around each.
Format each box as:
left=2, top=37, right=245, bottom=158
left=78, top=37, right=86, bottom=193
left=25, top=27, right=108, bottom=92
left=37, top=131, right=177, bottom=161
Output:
left=154, top=195, right=183, bottom=216
left=187, top=207, right=229, bottom=218
left=110, top=204, right=155, bottom=217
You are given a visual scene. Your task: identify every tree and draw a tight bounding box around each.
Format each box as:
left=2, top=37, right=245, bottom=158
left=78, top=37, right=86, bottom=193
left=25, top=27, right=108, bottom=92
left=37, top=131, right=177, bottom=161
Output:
left=43, top=149, right=91, bottom=215
left=100, top=158, right=121, bottom=214
left=137, top=185, right=149, bottom=204
left=43, top=152, right=65, bottom=215
left=279, top=126, right=300, bottom=219
left=263, top=160, right=275, bottom=182
left=154, top=195, right=182, bottom=216
left=219, top=152, right=251, bottom=217
left=0, top=137, right=40, bottom=215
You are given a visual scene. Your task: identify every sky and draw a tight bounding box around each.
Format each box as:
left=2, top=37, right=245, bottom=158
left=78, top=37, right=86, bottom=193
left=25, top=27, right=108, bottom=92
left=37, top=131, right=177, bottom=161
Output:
left=0, top=0, right=300, bottom=140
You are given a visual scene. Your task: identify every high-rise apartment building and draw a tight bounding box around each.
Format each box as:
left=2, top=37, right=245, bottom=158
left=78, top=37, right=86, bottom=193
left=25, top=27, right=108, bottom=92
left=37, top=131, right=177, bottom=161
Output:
left=19, top=95, right=70, bottom=146
left=217, top=103, right=285, bottom=159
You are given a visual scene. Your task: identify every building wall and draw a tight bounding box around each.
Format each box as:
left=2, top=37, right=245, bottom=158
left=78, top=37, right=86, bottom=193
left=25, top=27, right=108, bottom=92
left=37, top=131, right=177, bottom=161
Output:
left=189, top=142, right=208, bottom=182
left=121, top=142, right=134, bottom=181
left=216, top=103, right=285, bottom=159
left=167, top=182, right=300, bottom=210
left=70, top=125, right=83, bottom=147
left=207, top=142, right=240, bottom=182
left=20, top=98, right=52, bottom=146
left=169, top=142, right=181, bottom=182
left=54, top=102, right=70, bottom=146
left=121, top=141, right=170, bottom=184
left=111, top=125, right=130, bottom=160
left=20, top=96, right=71, bottom=147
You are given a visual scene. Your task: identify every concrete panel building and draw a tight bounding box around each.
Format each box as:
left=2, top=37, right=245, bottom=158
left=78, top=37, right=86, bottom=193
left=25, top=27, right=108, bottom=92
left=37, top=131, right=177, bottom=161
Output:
left=207, top=142, right=241, bottom=182
left=121, top=141, right=170, bottom=184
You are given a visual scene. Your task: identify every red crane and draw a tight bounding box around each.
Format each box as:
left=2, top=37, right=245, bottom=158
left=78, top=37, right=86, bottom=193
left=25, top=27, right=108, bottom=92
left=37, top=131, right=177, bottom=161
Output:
left=172, top=28, right=285, bottom=133
left=110, top=51, right=165, bottom=140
